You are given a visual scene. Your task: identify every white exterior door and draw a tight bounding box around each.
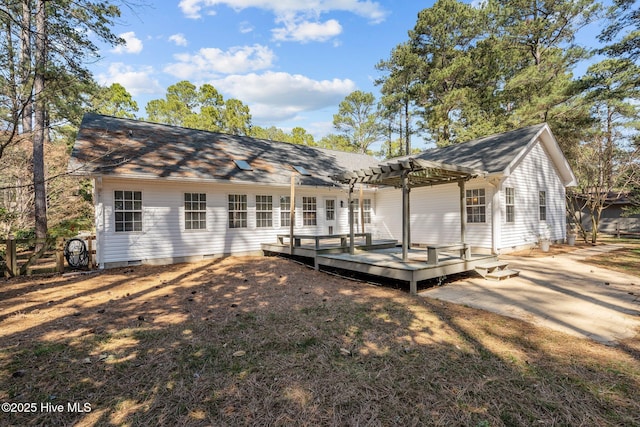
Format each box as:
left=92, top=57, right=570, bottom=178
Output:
left=324, top=198, right=336, bottom=234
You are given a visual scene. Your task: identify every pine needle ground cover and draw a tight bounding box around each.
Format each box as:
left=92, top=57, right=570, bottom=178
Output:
left=0, top=255, right=638, bottom=426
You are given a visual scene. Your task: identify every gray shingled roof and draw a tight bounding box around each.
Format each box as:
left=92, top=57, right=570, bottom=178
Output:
left=411, top=124, right=547, bottom=174
left=69, top=113, right=380, bottom=187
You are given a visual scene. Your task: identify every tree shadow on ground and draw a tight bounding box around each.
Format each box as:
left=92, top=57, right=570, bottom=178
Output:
left=0, top=257, right=638, bottom=426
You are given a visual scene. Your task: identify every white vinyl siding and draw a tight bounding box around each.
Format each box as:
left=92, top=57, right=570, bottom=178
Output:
left=375, top=181, right=493, bottom=249
left=499, top=141, right=566, bottom=249
left=96, top=179, right=376, bottom=266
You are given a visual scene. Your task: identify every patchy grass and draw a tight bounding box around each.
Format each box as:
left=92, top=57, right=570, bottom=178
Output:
left=579, top=235, right=640, bottom=277
left=0, top=256, right=638, bottom=426
left=585, top=247, right=640, bottom=277
left=510, top=236, right=640, bottom=278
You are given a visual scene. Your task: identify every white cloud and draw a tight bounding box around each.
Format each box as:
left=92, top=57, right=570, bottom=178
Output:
left=164, top=44, right=275, bottom=79
left=272, top=18, right=342, bottom=43
left=95, top=63, right=162, bottom=96
left=178, top=0, right=387, bottom=25
left=111, top=32, right=143, bottom=54
left=168, top=33, right=188, bottom=46
left=212, top=71, right=356, bottom=121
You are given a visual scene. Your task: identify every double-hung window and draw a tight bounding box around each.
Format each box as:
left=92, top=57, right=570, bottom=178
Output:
left=228, top=194, right=247, bottom=228
left=256, top=195, right=273, bottom=228
left=539, top=191, right=547, bottom=221
left=114, top=191, right=142, bottom=232
left=363, top=199, right=372, bottom=224
left=351, top=198, right=372, bottom=226
left=302, top=196, right=317, bottom=226
left=185, top=193, right=206, bottom=230
left=280, top=196, right=292, bottom=227
left=466, top=188, right=486, bottom=223
left=352, top=198, right=359, bottom=226
left=325, top=199, right=335, bottom=221
left=505, top=187, right=515, bottom=223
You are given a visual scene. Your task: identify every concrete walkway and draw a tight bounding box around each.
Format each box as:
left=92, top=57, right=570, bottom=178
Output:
left=419, top=245, right=640, bottom=345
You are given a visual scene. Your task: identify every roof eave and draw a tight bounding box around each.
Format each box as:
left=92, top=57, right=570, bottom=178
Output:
left=82, top=172, right=352, bottom=189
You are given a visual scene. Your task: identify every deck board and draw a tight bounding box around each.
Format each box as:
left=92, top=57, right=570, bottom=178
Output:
left=262, top=240, right=496, bottom=294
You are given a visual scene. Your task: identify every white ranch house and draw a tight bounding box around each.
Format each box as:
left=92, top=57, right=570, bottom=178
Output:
left=70, top=113, right=576, bottom=270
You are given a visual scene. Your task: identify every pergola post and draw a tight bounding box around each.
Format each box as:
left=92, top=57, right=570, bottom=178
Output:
left=458, top=179, right=467, bottom=244
left=402, top=170, right=410, bottom=262
left=348, top=183, right=355, bottom=255
left=330, top=159, right=482, bottom=266
left=359, top=184, right=365, bottom=234
left=289, top=173, right=295, bottom=253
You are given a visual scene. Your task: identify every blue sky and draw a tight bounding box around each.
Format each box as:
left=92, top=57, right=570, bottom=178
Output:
left=90, top=0, right=610, bottom=150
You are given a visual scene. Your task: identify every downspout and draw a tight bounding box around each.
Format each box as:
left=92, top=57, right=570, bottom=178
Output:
left=349, top=183, right=355, bottom=255
left=402, top=170, right=410, bottom=261
left=289, top=173, right=296, bottom=254
left=458, top=179, right=466, bottom=244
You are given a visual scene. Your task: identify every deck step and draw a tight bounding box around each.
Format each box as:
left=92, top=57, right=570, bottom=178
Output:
left=475, top=261, right=509, bottom=271
left=475, top=261, right=509, bottom=277
left=475, top=261, right=520, bottom=280
left=485, top=269, right=520, bottom=281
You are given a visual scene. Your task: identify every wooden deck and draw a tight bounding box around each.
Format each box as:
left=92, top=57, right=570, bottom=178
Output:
left=261, top=235, right=397, bottom=260
left=262, top=237, right=496, bottom=295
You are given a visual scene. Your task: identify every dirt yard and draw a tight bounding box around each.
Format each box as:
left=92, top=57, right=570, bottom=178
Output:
left=1, top=254, right=639, bottom=426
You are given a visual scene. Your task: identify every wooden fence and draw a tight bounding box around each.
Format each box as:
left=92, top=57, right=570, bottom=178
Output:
left=1, top=235, right=96, bottom=277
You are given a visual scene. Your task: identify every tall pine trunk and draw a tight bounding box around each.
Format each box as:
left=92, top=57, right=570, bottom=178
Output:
left=21, top=0, right=33, bottom=133
left=33, top=0, right=47, bottom=241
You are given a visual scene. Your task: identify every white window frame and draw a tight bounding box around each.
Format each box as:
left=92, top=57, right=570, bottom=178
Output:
left=539, top=191, right=547, bottom=222
left=466, top=188, right=486, bottom=223
left=363, top=198, right=372, bottom=224
left=325, top=198, right=335, bottom=222
left=184, top=193, right=207, bottom=230
left=256, top=195, right=273, bottom=228
left=352, top=198, right=359, bottom=227
left=280, top=195, right=292, bottom=227
left=228, top=194, right=248, bottom=228
left=302, top=196, right=317, bottom=226
left=505, top=187, right=515, bottom=223
left=114, top=190, right=142, bottom=232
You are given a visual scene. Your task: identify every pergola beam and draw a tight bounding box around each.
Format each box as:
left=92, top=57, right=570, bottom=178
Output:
left=331, top=158, right=483, bottom=189
left=331, top=156, right=486, bottom=265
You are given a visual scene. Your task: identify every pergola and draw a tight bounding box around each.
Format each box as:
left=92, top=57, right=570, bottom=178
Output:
left=332, top=157, right=485, bottom=261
